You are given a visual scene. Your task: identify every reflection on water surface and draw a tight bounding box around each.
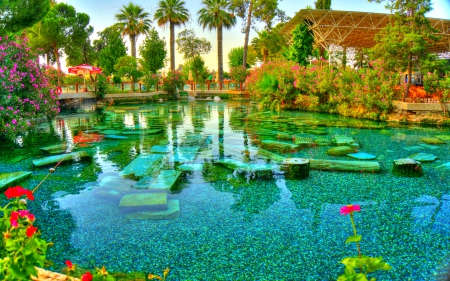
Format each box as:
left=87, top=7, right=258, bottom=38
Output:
left=1, top=100, right=450, bottom=280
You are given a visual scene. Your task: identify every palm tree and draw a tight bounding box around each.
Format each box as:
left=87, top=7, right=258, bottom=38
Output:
left=198, top=0, right=236, bottom=84
left=115, top=2, right=151, bottom=59
left=154, top=0, right=189, bottom=71
left=251, top=28, right=285, bottom=63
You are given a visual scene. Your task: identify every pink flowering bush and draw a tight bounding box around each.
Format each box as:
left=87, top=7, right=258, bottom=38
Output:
left=246, top=59, right=298, bottom=110
left=291, top=60, right=399, bottom=120
left=0, top=35, right=60, bottom=138
left=162, top=70, right=184, bottom=99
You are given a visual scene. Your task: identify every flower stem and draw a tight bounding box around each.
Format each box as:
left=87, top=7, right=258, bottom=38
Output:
left=350, top=213, right=363, bottom=272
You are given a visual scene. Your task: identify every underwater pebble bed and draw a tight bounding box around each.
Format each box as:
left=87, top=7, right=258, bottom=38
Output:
left=1, top=101, right=450, bottom=280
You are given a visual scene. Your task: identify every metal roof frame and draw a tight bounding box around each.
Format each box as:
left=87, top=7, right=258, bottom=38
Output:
left=280, top=9, right=450, bottom=53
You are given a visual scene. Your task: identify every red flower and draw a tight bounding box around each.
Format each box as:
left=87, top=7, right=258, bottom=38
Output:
left=82, top=272, right=93, bottom=281
left=340, top=204, right=361, bottom=215
left=26, top=225, right=37, bottom=238
left=4, top=186, right=35, bottom=200
left=65, top=260, right=77, bottom=271
left=11, top=220, right=18, bottom=228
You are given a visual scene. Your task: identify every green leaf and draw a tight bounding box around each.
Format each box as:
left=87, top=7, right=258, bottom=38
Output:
left=345, top=235, right=362, bottom=244
left=105, top=275, right=116, bottom=281
left=344, top=265, right=356, bottom=275
left=354, top=273, right=369, bottom=281
left=9, top=263, right=28, bottom=279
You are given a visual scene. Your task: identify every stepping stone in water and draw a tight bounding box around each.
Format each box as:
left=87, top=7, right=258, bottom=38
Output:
left=436, top=162, right=450, bottom=170
left=435, top=135, right=450, bottom=141
left=419, top=144, right=439, bottom=150
left=408, top=153, right=437, bottom=162
left=403, top=146, right=424, bottom=151
left=104, top=134, right=128, bottom=140
left=256, top=148, right=284, bottom=162
left=135, top=176, right=154, bottom=189
left=119, top=192, right=168, bottom=211
left=347, top=152, right=376, bottom=160
left=120, top=154, right=166, bottom=179
left=177, top=164, right=204, bottom=171
left=260, top=140, right=299, bottom=153
left=32, top=151, right=91, bottom=167
left=150, top=145, right=170, bottom=154
left=0, top=171, right=32, bottom=189
left=100, top=130, right=122, bottom=135
left=122, top=129, right=162, bottom=135
left=331, top=135, right=359, bottom=148
left=306, top=129, right=328, bottom=135
left=393, top=158, right=423, bottom=177
left=314, top=138, right=331, bottom=146
left=126, top=199, right=180, bottom=220
left=309, top=159, right=381, bottom=173
left=39, top=144, right=68, bottom=154
left=326, top=146, right=357, bottom=156
left=148, top=170, right=182, bottom=192
left=420, top=137, right=446, bottom=144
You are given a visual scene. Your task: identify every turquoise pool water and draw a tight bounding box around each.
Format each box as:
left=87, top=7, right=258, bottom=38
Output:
left=1, top=100, right=450, bottom=280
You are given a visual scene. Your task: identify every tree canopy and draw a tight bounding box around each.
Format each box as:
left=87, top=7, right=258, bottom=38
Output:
left=140, top=27, right=167, bottom=74
left=114, top=2, right=151, bottom=59
left=284, top=23, right=314, bottom=66
left=26, top=2, right=92, bottom=70
left=230, top=0, right=287, bottom=67
left=0, top=0, right=50, bottom=35
left=176, top=29, right=211, bottom=59
left=369, top=0, right=439, bottom=100
left=94, top=27, right=128, bottom=76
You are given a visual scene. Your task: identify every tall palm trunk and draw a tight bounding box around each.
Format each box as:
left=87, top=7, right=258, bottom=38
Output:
left=217, top=25, right=223, bottom=83
left=242, top=0, right=253, bottom=68
left=170, top=21, right=175, bottom=71
left=130, top=34, right=136, bottom=92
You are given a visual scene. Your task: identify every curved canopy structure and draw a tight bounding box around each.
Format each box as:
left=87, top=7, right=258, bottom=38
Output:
left=280, top=9, right=450, bottom=53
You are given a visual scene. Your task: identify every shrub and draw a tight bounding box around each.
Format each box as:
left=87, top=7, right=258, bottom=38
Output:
left=94, top=74, right=110, bottom=100
left=0, top=35, right=60, bottom=139
left=246, top=58, right=298, bottom=110
left=162, top=70, right=184, bottom=99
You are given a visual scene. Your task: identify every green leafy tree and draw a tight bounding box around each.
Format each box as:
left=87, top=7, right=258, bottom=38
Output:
left=114, top=56, right=143, bottom=91
left=115, top=2, right=151, bottom=91
left=314, top=0, right=331, bottom=9
left=198, top=0, right=237, bottom=83
left=228, top=46, right=256, bottom=68
left=140, top=27, right=167, bottom=74
left=284, top=23, right=314, bottom=66
left=93, top=27, right=128, bottom=76
left=154, top=0, right=190, bottom=71
left=176, top=29, right=211, bottom=59
left=0, top=0, right=50, bottom=35
left=26, top=3, right=93, bottom=70
left=369, top=0, right=439, bottom=100
left=230, top=0, right=286, bottom=68
left=185, top=55, right=208, bottom=85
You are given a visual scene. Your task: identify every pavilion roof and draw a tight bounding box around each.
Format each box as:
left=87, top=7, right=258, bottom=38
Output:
left=279, top=9, right=450, bottom=53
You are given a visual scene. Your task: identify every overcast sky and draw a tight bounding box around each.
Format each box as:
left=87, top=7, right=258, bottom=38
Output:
left=62, top=0, right=450, bottom=72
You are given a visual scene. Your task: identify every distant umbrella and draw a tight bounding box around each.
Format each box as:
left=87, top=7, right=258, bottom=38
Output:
left=68, top=64, right=102, bottom=92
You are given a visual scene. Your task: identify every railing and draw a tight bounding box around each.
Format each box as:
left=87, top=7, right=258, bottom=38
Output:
left=61, top=81, right=245, bottom=93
